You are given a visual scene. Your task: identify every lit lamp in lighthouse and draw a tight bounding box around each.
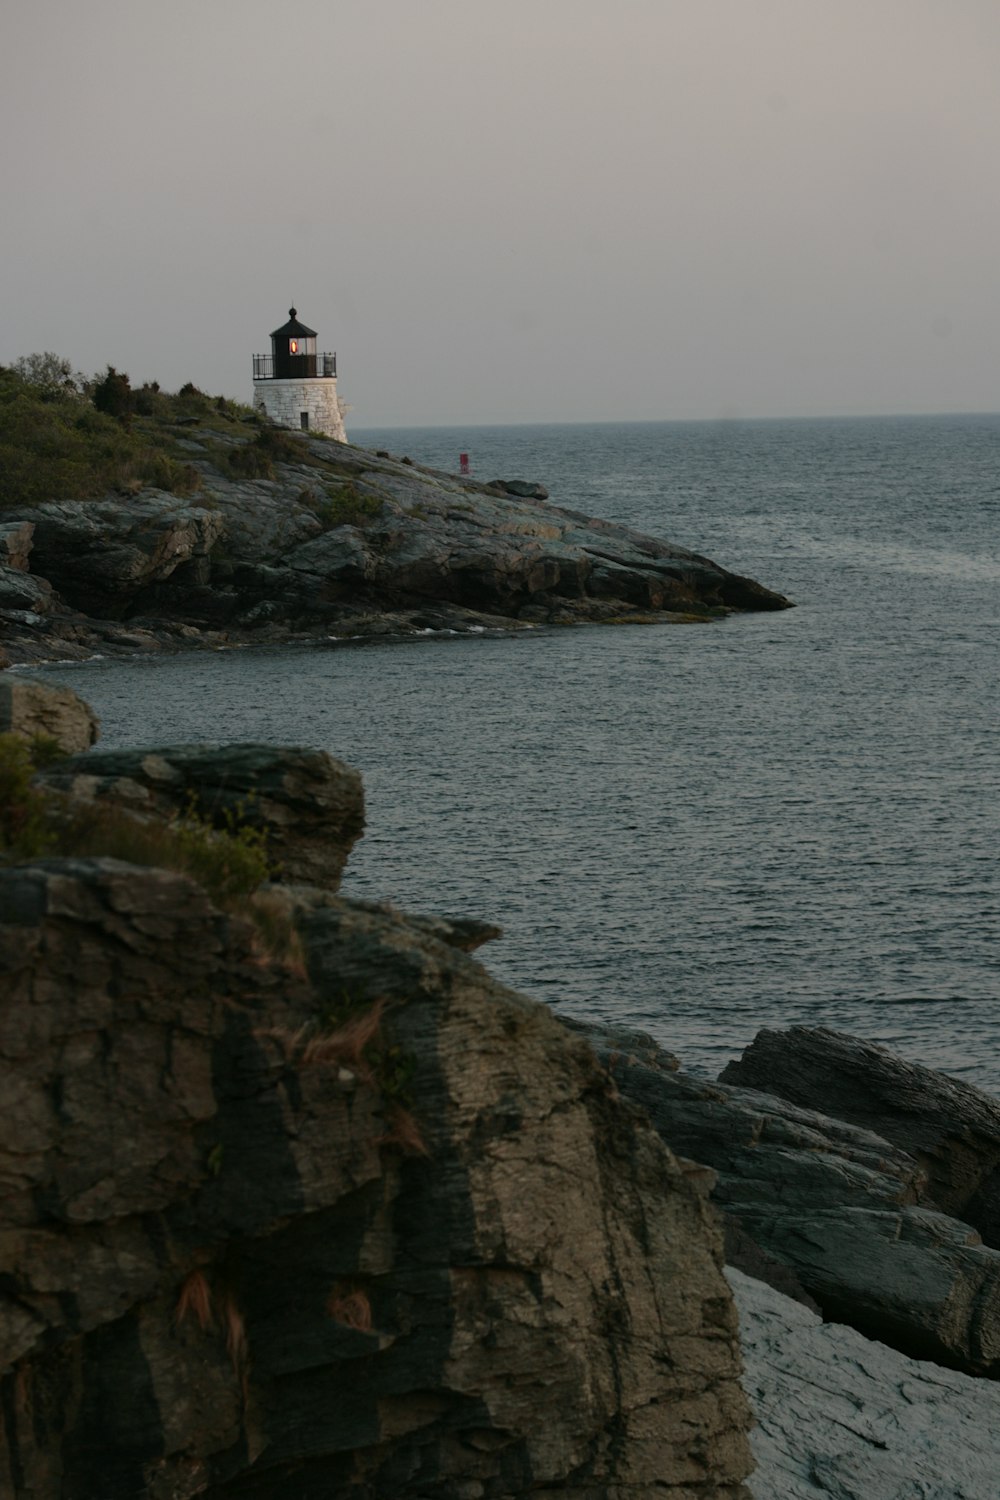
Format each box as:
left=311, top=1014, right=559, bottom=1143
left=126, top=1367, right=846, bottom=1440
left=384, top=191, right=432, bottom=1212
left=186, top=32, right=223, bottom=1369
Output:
left=271, top=308, right=318, bottom=379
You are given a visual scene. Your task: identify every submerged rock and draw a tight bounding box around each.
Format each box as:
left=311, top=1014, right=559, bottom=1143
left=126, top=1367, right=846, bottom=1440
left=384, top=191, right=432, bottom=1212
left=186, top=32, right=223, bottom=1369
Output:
left=485, top=478, right=550, bottom=499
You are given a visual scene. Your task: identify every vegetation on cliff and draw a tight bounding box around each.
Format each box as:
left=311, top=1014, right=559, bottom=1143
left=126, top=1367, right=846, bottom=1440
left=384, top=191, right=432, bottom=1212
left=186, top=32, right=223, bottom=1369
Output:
left=0, top=354, right=390, bottom=553
left=0, top=729, right=271, bottom=902
left=0, top=359, right=205, bottom=506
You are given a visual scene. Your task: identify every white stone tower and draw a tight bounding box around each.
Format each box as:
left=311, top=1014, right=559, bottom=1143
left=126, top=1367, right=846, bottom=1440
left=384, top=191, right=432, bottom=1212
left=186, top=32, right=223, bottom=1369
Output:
left=252, top=307, right=347, bottom=441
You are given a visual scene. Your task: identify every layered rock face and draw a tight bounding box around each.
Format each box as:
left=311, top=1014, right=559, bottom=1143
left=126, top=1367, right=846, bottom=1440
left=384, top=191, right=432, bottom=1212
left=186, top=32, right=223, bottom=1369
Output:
left=0, top=686, right=755, bottom=1499
left=576, top=1019, right=1000, bottom=1378
left=721, top=1025, right=1000, bottom=1243
left=0, top=438, right=791, bottom=664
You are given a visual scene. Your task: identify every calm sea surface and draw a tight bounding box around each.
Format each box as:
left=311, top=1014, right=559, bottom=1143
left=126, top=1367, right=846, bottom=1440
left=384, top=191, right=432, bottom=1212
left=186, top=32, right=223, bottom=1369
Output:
left=33, top=417, right=1000, bottom=1089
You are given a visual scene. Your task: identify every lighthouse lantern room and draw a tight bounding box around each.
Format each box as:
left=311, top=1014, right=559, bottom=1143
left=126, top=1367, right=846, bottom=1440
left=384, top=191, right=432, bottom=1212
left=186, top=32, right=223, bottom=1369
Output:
left=251, top=307, right=347, bottom=441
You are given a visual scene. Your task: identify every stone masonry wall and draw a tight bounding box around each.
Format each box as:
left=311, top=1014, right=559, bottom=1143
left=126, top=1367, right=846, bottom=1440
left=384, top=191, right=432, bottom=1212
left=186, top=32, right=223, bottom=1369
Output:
left=252, top=377, right=347, bottom=441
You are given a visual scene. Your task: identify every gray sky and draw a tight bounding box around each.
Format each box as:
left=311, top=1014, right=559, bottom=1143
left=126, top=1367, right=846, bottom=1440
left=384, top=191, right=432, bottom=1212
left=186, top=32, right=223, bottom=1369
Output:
left=4, top=0, right=1000, bottom=425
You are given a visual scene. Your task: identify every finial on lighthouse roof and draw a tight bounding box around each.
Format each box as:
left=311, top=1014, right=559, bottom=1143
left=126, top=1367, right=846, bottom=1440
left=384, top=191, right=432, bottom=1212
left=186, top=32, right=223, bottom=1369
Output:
left=289, top=306, right=297, bottom=319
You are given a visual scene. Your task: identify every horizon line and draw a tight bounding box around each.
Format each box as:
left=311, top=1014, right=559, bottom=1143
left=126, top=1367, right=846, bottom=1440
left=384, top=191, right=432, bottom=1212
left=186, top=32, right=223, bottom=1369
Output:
left=349, top=408, right=1000, bottom=432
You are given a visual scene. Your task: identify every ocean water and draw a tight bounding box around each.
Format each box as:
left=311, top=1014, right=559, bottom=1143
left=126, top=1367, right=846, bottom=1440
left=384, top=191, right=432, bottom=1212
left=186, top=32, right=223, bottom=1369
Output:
left=34, top=416, right=1000, bottom=1089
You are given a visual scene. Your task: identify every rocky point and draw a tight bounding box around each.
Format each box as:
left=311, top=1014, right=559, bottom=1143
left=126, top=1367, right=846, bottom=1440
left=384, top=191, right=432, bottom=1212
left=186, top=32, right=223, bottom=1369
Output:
left=0, top=429, right=790, bottom=666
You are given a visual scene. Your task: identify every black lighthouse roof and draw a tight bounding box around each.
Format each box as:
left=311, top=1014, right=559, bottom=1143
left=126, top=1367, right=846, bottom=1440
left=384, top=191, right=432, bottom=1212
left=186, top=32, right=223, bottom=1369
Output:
left=270, top=307, right=317, bottom=339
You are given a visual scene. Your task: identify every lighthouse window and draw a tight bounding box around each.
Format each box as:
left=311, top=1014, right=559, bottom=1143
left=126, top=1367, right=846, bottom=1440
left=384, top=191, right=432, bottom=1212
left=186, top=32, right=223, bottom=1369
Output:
left=289, top=339, right=299, bottom=354
left=300, top=412, right=309, bottom=430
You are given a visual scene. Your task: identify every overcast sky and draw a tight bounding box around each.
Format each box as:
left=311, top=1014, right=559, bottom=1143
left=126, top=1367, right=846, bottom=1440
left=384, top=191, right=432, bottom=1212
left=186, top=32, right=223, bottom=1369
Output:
left=4, top=1, right=1000, bottom=426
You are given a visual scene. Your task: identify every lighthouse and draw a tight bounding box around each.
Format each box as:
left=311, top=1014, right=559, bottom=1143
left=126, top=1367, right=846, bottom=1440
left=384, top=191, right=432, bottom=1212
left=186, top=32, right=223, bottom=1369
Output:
left=251, top=308, right=347, bottom=441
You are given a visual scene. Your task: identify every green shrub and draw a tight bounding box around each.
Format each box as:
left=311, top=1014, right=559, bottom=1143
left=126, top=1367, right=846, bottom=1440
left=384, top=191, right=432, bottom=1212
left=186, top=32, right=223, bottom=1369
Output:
left=227, top=425, right=307, bottom=480
left=27, top=733, right=69, bottom=769
left=9, top=352, right=87, bottom=399
left=54, top=798, right=271, bottom=903
left=0, top=373, right=203, bottom=506
left=309, top=481, right=383, bottom=529
left=228, top=442, right=275, bottom=480
left=255, top=424, right=305, bottom=462
left=115, top=451, right=201, bottom=496
left=0, top=735, right=56, bottom=858
left=169, top=801, right=272, bottom=900
left=0, top=363, right=263, bottom=508
left=214, top=395, right=254, bottom=421
left=133, top=381, right=170, bottom=419
left=0, top=736, right=270, bottom=900
left=171, top=383, right=216, bottom=423
left=93, top=366, right=133, bottom=426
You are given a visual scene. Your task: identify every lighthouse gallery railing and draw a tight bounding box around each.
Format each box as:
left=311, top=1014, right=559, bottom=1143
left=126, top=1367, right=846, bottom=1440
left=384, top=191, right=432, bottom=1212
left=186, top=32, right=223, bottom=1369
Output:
left=252, top=353, right=337, bottom=380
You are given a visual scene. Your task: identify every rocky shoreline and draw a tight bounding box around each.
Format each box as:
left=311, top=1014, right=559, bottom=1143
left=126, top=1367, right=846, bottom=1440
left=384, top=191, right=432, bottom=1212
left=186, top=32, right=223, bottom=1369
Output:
left=3, top=677, right=1000, bottom=1498
left=0, top=433, right=791, bottom=668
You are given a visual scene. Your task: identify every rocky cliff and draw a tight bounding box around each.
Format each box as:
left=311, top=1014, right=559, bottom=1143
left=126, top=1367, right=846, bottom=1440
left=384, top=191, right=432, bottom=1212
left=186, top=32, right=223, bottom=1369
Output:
left=0, top=681, right=755, bottom=1499
left=11, top=679, right=1000, bottom=1498
left=0, top=424, right=790, bottom=665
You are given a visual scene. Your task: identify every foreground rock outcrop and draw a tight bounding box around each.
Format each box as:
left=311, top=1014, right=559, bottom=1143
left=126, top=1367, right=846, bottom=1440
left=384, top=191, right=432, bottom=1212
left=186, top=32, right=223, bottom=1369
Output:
left=0, top=434, right=791, bottom=664
left=575, top=1019, right=1000, bottom=1377
left=0, top=676, right=98, bottom=753
left=721, top=1026, right=1000, bottom=1244
left=0, top=684, right=755, bottom=1498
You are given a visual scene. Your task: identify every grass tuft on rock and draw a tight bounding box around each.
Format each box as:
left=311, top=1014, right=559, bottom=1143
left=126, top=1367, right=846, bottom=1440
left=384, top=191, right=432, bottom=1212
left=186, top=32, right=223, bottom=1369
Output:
left=306, top=480, right=384, bottom=529
left=0, top=736, right=57, bottom=858
left=0, top=731, right=272, bottom=905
